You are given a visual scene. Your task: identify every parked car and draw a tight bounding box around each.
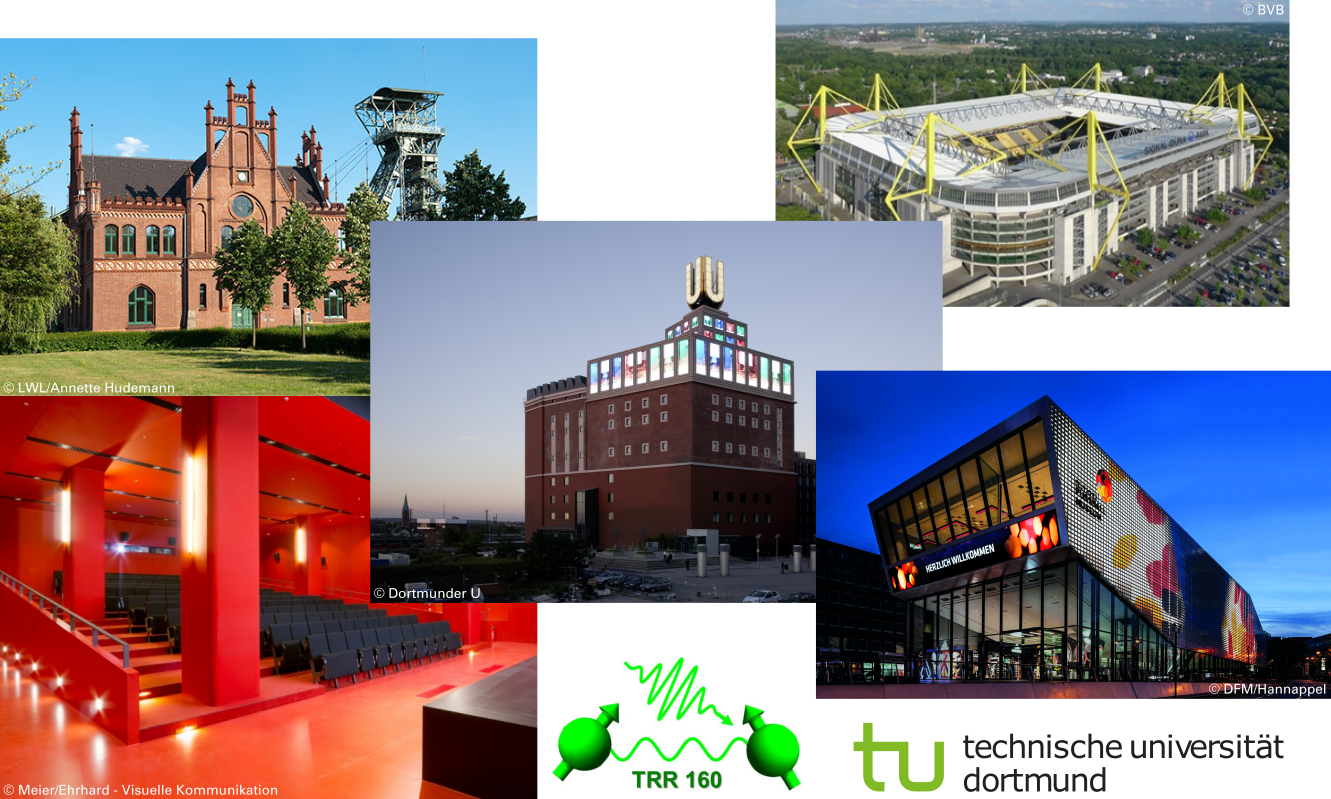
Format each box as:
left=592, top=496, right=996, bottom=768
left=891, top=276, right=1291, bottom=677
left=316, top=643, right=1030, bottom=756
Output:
left=743, top=590, right=781, bottom=603
left=619, top=574, right=644, bottom=590
left=779, top=592, right=815, bottom=603
left=642, top=577, right=673, bottom=593
left=594, top=571, right=624, bottom=586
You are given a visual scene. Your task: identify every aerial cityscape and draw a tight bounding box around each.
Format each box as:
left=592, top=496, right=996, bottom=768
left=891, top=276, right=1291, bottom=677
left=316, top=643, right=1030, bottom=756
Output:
left=776, top=19, right=1291, bottom=307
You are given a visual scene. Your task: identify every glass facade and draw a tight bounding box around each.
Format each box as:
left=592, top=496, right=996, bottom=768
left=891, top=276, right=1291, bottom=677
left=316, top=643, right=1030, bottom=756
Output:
left=904, top=561, right=1255, bottom=682
left=865, top=398, right=1266, bottom=685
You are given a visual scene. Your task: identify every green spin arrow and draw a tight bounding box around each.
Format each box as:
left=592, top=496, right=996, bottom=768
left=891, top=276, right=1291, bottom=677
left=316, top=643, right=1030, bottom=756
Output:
left=553, top=703, right=619, bottom=780
left=742, top=705, right=801, bottom=790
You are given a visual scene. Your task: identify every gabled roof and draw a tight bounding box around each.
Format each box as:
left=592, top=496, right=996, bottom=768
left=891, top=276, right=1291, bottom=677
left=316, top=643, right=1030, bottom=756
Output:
left=82, top=154, right=325, bottom=206
left=83, top=154, right=205, bottom=201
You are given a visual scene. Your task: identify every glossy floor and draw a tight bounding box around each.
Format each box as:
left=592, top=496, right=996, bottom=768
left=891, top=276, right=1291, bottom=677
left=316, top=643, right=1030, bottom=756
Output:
left=0, top=642, right=538, bottom=798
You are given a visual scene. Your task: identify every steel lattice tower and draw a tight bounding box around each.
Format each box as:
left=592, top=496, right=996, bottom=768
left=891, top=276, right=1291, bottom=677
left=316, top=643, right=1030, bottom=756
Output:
left=355, top=87, right=446, bottom=220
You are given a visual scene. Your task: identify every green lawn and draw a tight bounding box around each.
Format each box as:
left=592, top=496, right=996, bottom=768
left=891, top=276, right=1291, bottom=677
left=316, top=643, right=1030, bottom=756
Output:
left=0, top=348, right=369, bottom=395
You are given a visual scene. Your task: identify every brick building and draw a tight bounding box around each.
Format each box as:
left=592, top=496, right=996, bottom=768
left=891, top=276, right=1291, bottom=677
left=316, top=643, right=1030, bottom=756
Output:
left=523, top=257, right=797, bottom=556
left=815, top=536, right=909, bottom=683
left=795, top=452, right=816, bottom=548
left=61, top=79, right=368, bottom=331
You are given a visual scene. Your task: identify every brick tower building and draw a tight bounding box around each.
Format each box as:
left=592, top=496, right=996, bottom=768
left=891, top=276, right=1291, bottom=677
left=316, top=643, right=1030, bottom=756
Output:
left=62, top=79, right=368, bottom=331
left=524, top=256, right=797, bottom=556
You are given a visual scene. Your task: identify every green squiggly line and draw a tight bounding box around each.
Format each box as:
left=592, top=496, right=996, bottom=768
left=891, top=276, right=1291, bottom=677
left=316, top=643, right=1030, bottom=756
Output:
left=624, top=658, right=730, bottom=724
left=611, top=736, right=748, bottom=762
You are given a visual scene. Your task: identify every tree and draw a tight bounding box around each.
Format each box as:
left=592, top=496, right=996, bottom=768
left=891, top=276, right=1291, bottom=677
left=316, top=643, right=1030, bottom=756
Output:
left=1136, top=228, right=1154, bottom=248
left=271, top=203, right=336, bottom=350
left=434, top=150, right=526, bottom=221
left=775, top=113, right=797, bottom=156
left=775, top=204, right=822, bottom=221
left=212, top=220, right=278, bottom=349
left=1194, top=295, right=1203, bottom=307
left=0, top=194, right=77, bottom=351
left=519, top=531, right=591, bottom=584
left=339, top=182, right=386, bottom=306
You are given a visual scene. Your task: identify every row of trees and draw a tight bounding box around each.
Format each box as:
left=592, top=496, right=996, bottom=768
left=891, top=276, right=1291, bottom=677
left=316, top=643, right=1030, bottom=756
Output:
left=213, top=184, right=383, bottom=349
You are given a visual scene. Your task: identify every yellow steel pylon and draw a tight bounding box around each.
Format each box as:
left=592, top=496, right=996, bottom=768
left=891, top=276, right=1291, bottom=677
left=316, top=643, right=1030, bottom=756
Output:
left=880, top=114, right=1010, bottom=221
left=1070, top=63, right=1104, bottom=93
left=1009, top=64, right=1051, bottom=95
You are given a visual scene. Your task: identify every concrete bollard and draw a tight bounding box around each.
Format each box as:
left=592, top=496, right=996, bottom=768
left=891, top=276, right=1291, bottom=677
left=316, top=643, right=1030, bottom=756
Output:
left=697, top=545, right=708, bottom=578
left=720, top=544, right=730, bottom=577
left=810, top=544, right=817, bottom=573
left=793, top=545, right=803, bottom=573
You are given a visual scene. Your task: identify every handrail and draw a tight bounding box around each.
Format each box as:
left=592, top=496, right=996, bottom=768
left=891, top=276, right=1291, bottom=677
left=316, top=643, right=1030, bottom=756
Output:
left=0, top=570, right=132, bottom=669
left=322, top=586, right=374, bottom=603
left=259, top=577, right=296, bottom=590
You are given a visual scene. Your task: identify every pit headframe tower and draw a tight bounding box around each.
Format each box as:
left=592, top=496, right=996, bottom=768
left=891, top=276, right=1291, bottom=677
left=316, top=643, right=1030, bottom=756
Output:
left=355, top=87, right=447, bottom=220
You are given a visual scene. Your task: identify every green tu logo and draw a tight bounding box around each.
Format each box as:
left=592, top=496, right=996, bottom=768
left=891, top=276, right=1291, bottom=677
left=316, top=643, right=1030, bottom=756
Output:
left=853, top=724, right=943, bottom=792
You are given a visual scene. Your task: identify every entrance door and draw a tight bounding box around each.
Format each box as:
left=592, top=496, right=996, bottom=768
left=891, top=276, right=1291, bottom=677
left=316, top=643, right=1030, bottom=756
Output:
left=231, top=306, right=253, bottom=329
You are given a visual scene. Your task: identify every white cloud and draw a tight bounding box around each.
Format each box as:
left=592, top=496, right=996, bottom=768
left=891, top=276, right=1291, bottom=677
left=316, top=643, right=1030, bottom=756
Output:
left=113, top=136, right=149, bottom=157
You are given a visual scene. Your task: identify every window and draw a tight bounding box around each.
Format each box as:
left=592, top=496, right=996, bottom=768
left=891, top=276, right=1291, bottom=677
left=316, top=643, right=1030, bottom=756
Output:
left=766, top=494, right=772, bottom=503
left=609, top=420, right=615, bottom=429
left=221, top=225, right=234, bottom=250
left=127, top=286, right=154, bottom=325
left=739, top=445, right=746, bottom=455
left=549, top=496, right=555, bottom=504
left=740, top=493, right=747, bottom=502
left=713, top=491, right=719, bottom=501
left=623, top=446, right=631, bottom=456
left=551, top=512, right=556, bottom=520
left=659, top=441, right=668, bottom=452
left=232, top=195, right=254, bottom=218
left=121, top=225, right=136, bottom=255
left=608, top=474, right=614, bottom=483
left=766, top=514, right=772, bottom=523
left=324, top=286, right=346, bottom=318
left=711, top=441, right=719, bottom=452
left=641, top=443, right=649, bottom=454
left=550, top=478, right=556, bottom=486
left=337, top=229, right=346, bottom=251
left=564, top=476, right=570, bottom=485
left=711, top=394, right=718, bottom=405
left=725, top=443, right=733, bottom=453
left=608, top=493, right=614, bottom=502
left=162, top=226, right=176, bottom=255
left=282, top=283, right=290, bottom=306
left=711, top=411, right=719, bottom=421
left=237, top=170, right=249, bottom=182
left=741, top=513, right=747, bottom=523
left=198, top=283, right=207, bottom=309
left=764, top=420, right=770, bottom=430
left=727, top=492, right=734, bottom=502
left=764, top=404, right=770, bottom=414
left=725, top=397, right=733, bottom=407
left=564, top=495, right=569, bottom=503
left=739, top=400, right=746, bottom=410
left=104, top=225, right=119, bottom=255
left=727, top=513, right=734, bottom=523
left=608, top=512, right=615, bottom=521
left=640, top=415, right=648, bottom=425
left=624, top=418, right=631, bottom=428
left=624, top=402, right=631, bottom=411
left=660, top=394, right=668, bottom=405
left=145, top=225, right=160, bottom=255
left=608, top=404, right=614, bottom=414
left=608, top=448, right=615, bottom=457
left=725, top=413, right=732, bottom=424
left=713, top=512, right=720, bottom=522
left=564, top=512, right=570, bottom=520
left=641, top=398, right=649, bottom=408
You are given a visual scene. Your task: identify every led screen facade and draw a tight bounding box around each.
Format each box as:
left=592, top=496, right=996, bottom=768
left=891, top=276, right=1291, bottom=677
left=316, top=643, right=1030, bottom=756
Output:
left=588, top=335, right=793, bottom=400
left=1048, top=403, right=1262, bottom=665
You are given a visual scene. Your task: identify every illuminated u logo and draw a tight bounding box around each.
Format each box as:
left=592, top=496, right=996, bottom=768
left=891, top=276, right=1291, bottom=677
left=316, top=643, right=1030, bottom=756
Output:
left=685, top=255, right=724, bottom=309
left=854, top=725, right=944, bottom=793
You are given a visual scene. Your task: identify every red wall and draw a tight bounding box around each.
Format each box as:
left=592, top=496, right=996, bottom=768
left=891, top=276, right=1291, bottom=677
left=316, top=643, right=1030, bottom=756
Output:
left=321, top=516, right=368, bottom=598
left=0, top=580, right=139, bottom=744
left=371, top=602, right=538, bottom=646
left=259, top=531, right=298, bottom=586
left=0, top=505, right=62, bottom=596
left=103, top=519, right=181, bottom=576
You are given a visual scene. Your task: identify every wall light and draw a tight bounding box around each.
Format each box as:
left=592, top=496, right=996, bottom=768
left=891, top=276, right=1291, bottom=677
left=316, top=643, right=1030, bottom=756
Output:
left=296, top=527, right=305, bottom=564
left=183, top=454, right=196, bottom=554
left=94, top=697, right=103, bottom=712
left=61, top=485, right=71, bottom=545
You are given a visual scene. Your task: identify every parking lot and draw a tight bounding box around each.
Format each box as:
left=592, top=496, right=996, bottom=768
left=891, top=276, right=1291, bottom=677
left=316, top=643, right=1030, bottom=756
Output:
left=542, top=558, right=816, bottom=604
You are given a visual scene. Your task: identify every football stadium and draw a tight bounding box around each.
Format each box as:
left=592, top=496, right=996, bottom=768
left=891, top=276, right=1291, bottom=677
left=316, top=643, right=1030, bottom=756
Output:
left=788, top=68, right=1273, bottom=295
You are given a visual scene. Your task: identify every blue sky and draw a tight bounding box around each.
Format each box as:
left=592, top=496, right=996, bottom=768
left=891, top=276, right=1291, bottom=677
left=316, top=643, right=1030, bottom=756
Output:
left=817, top=372, right=1331, bottom=637
left=777, top=1, right=1297, bottom=25
left=370, top=221, right=942, bottom=522
left=2, top=39, right=536, bottom=217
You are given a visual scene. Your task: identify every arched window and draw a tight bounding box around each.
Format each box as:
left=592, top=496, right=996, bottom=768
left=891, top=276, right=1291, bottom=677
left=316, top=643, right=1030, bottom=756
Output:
left=282, top=282, right=290, bottom=307
left=199, top=283, right=207, bottom=309
left=121, top=225, right=136, bottom=256
left=236, top=106, right=248, bottom=126
left=146, top=225, right=160, bottom=255
left=324, top=286, right=346, bottom=319
left=162, top=226, right=176, bottom=255
left=128, top=286, right=154, bottom=325
left=104, top=225, right=119, bottom=256
left=220, top=225, right=234, bottom=250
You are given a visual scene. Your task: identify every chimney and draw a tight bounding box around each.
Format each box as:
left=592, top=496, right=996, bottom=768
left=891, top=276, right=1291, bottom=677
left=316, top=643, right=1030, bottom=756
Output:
left=268, top=106, right=278, bottom=159
left=87, top=180, right=101, bottom=214
left=69, top=108, right=84, bottom=216
left=322, top=174, right=331, bottom=202
left=184, top=168, right=194, bottom=200
left=246, top=80, right=256, bottom=128
left=288, top=173, right=297, bottom=198
left=315, top=142, right=323, bottom=182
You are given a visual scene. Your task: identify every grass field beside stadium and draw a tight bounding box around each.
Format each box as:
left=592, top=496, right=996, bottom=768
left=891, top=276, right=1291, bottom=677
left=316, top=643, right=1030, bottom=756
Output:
left=0, top=349, right=369, bottom=395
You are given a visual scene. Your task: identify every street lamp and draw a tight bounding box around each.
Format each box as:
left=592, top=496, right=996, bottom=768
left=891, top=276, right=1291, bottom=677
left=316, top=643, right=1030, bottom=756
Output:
left=775, top=534, right=781, bottom=562
left=755, top=534, right=763, bottom=562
